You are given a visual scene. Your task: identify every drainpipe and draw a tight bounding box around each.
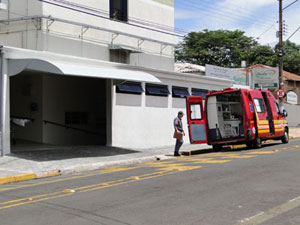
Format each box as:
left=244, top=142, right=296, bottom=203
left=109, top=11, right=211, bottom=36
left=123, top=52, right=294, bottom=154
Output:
left=0, top=46, right=5, bottom=156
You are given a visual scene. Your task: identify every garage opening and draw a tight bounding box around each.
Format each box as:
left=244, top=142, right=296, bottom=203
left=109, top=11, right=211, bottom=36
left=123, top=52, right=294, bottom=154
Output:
left=10, top=72, right=109, bottom=151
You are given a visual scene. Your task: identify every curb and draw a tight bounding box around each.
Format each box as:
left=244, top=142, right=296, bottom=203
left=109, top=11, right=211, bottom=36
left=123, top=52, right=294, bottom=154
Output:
left=0, top=170, right=61, bottom=185
left=181, top=148, right=213, bottom=156
left=289, top=136, right=300, bottom=139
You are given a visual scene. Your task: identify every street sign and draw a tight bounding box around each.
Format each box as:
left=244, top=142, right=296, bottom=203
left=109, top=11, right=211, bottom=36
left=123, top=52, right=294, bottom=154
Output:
left=252, top=67, right=279, bottom=89
left=287, top=91, right=298, bottom=104
left=276, top=89, right=286, bottom=98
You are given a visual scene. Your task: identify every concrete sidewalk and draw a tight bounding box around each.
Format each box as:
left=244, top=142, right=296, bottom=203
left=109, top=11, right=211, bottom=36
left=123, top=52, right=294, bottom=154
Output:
left=1, top=127, right=300, bottom=185
left=0, top=143, right=211, bottom=185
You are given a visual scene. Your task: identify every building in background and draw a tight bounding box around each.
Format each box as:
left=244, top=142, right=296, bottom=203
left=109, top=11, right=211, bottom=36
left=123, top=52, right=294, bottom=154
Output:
left=0, top=0, right=232, bottom=156
left=175, top=63, right=205, bottom=75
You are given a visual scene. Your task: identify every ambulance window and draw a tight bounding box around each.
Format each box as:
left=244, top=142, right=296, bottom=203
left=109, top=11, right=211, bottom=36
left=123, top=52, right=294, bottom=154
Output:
left=254, top=98, right=266, bottom=113
left=190, top=104, right=202, bottom=120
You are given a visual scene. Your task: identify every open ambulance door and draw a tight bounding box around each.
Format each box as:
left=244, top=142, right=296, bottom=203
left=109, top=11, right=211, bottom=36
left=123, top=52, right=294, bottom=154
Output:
left=186, top=96, right=208, bottom=144
left=248, top=90, right=270, bottom=138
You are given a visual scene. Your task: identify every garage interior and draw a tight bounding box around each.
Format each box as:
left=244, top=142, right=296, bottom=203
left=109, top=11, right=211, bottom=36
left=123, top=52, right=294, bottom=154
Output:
left=10, top=72, right=108, bottom=152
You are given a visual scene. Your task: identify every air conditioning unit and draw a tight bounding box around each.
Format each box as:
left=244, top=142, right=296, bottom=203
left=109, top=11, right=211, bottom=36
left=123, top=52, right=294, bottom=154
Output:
left=0, top=3, right=7, bottom=10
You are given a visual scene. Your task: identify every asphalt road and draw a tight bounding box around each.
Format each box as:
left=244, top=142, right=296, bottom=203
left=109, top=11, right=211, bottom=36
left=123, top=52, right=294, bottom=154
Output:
left=0, top=140, right=300, bottom=225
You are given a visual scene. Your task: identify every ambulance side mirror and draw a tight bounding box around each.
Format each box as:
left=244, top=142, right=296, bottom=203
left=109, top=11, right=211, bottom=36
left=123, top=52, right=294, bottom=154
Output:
left=282, top=109, right=288, bottom=118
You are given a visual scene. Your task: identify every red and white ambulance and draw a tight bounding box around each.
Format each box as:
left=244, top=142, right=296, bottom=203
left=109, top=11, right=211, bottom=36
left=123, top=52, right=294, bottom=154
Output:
left=186, top=88, right=289, bottom=150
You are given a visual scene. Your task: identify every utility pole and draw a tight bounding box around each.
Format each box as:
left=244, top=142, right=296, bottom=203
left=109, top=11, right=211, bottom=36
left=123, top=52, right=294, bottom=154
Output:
left=246, top=48, right=250, bottom=86
left=278, top=0, right=284, bottom=94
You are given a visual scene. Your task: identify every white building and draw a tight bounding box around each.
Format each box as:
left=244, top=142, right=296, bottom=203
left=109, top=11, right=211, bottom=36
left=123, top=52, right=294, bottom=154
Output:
left=0, top=0, right=231, bottom=156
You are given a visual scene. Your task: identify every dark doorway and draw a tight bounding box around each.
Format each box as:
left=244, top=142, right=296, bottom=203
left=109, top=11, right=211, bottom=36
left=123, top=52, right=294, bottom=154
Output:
left=10, top=72, right=108, bottom=150
left=262, top=92, right=275, bottom=135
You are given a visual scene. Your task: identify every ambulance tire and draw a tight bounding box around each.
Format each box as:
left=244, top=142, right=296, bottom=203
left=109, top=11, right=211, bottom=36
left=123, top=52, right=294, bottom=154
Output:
left=281, top=129, right=289, bottom=144
left=253, top=138, right=262, bottom=149
left=246, top=142, right=253, bottom=149
left=212, top=144, right=223, bottom=152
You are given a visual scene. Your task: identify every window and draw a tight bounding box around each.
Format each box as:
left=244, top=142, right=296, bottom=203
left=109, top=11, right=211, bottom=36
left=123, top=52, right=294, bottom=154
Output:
left=192, top=88, right=208, bottom=98
left=110, top=0, right=128, bottom=22
left=116, top=82, right=143, bottom=94
left=172, top=87, right=190, bottom=98
left=254, top=98, right=266, bottom=113
left=65, top=112, right=88, bottom=125
left=110, top=49, right=129, bottom=64
left=190, top=104, right=202, bottom=120
left=146, top=84, right=170, bottom=96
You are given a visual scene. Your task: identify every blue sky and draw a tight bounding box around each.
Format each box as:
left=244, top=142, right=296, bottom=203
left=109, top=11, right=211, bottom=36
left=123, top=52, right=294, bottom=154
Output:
left=175, top=0, right=300, bottom=45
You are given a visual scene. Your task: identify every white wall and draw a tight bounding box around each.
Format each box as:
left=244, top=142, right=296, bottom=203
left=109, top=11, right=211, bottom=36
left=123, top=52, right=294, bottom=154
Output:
left=0, top=0, right=175, bottom=71
left=112, top=72, right=231, bottom=149
left=283, top=103, right=300, bottom=127
left=42, top=74, right=107, bottom=145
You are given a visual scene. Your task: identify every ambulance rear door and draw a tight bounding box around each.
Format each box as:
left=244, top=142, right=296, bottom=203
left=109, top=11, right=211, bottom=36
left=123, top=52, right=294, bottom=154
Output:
left=186, top=96, right=208, bottom=144
left=249, top=90, right=270, bottom=138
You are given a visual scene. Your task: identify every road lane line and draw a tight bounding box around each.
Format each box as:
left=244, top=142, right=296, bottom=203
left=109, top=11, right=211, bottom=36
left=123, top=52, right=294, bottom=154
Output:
left=0, top=143, right=298, bottom=193
left=246, top=151, right=276, bottom=155
left=239, top=212, right=265, bottom=223
left=0, top=193, right=74, bottom=210
left=236, top=195, right=300, bottom=224
left=0, top=165, right=202, bottom=210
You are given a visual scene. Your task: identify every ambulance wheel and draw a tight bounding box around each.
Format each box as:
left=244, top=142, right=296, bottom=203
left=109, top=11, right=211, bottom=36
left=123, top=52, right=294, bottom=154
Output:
left=253, top=138, right=262, bottom=149
left=212, top=144, right=223, bottom=152
left=281, top=129, right=289, bottom=144
left=246, top=142, right=253, bottom=149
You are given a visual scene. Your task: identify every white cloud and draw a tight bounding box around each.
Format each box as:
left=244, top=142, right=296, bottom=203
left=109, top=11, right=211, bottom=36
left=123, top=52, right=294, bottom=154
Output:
left=175, top=9, right=203, bottom=20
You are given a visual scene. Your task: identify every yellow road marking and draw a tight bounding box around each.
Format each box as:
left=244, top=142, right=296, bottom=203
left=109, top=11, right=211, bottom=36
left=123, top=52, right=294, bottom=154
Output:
left=222, top=155, right=256, bottom=159
left=1, top=143, right=297, bottom=199
left=0, top=193, right=74, bottom=210
left=0, top=166, right=141, bottom=192
left=192, top=159, right=232, bottom=163
left=157, top=166, right=202, bottom=171
left=246, top=151, right=276, bottom=155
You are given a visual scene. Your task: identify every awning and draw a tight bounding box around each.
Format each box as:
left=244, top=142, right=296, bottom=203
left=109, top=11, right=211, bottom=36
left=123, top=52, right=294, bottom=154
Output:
left=108, top=44, right=143, bottom=53
left=5, top=47, right=160, bottom=83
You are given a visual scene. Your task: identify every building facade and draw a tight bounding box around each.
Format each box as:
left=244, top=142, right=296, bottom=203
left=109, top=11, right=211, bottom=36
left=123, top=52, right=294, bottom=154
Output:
left=0, top=0, right=232, bottom=156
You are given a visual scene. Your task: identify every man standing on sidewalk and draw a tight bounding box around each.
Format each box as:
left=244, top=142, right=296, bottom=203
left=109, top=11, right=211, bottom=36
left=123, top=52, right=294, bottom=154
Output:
left=173, top=111, right=185, bottom=156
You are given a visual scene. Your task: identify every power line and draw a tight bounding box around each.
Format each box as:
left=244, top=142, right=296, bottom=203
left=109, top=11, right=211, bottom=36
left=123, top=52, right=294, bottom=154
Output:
left=286, top=26, right=300, bottom=40
left=283, top=0, right=300, bottom=10
left=176, top=0, right=277, bottom=28
left=256, top=24, right=276, bottom=40
left=191, top=0, right=278, bottom=25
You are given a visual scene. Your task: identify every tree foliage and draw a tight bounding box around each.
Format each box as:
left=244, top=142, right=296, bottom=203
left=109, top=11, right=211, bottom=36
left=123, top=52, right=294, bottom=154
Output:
left=282, top=41, right=300, bottom=75
left=175, top=29, right=300, bottom=75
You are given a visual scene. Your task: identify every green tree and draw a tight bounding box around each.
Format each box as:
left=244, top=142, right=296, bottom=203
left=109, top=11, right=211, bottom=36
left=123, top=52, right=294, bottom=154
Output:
left=282, top=41, right=300, bottom=75
left=249, top=45, right=277, bottom=67
left=176, top=30, right=300, bottom=75
left=175, top=29, right=258, bottom=68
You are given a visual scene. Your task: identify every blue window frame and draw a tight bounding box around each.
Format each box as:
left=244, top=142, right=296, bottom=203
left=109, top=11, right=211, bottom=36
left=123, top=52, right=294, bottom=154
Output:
left=146, top=84, right=170, bottom=96
left=172, top=87, right=190, bottom=98
left=192, top=88, right=208, bottom=98
left=116, top=82, right=143, bottom=94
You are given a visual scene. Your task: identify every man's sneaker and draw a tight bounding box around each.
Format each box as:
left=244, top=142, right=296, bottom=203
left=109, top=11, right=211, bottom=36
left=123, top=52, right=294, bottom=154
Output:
left=174, top=152, right=180, bottom=157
